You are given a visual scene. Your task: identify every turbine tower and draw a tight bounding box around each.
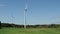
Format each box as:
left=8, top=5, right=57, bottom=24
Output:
left=24, top=0, right=27, bottom=29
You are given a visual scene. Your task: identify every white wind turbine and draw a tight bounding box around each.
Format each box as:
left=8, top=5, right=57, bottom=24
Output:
left=24, top=0, right=27, bottom=29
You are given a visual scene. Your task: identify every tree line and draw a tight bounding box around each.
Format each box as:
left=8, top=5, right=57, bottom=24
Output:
left=0, top=21, right=60, bottom=28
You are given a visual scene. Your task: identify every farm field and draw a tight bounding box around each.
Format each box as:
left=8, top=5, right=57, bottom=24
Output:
left=0, top=28, right=60, bottom=34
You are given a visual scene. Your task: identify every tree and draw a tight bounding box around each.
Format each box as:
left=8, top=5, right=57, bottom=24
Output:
left=0, top=21, right=1, bottom=29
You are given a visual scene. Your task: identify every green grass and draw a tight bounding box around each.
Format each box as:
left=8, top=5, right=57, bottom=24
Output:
left=0, top=28, right=60, bottom=34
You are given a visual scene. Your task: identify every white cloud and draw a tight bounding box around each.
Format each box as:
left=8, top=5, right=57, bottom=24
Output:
left=51, top=16, right=60, bottom=19
left=0, top=4, right=7, bottom=6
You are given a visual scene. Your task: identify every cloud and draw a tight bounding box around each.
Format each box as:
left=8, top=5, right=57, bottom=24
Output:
left=0, top=4, right=7, bottom=6
left=51, top=16, right=60, bottom=19
left=54, top=16, right=60, bottom=19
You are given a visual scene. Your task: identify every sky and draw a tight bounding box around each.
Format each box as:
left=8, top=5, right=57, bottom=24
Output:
left=0, top=0, right=60, bottom=25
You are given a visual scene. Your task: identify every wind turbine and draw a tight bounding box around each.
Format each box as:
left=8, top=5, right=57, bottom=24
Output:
left=24, top=0, right=27, bottom=29
left=11, top=11, right=15, bottom=28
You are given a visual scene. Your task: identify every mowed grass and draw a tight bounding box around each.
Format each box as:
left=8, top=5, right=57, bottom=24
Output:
left=0, top=28, right=60, bottom=34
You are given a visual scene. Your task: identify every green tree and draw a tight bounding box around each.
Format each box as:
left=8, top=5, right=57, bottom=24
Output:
left=0, top=21, right=1, bottom=29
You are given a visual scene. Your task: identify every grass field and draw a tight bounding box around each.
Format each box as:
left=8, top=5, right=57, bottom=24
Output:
left=0, top=28, right=60, bottom=34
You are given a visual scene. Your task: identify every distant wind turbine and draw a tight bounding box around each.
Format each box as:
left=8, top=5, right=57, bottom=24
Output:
left=11, top=11, right=15, bottom=28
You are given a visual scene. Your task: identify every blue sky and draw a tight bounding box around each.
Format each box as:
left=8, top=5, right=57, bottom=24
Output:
left=0, top=0, right=60, bottom=25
